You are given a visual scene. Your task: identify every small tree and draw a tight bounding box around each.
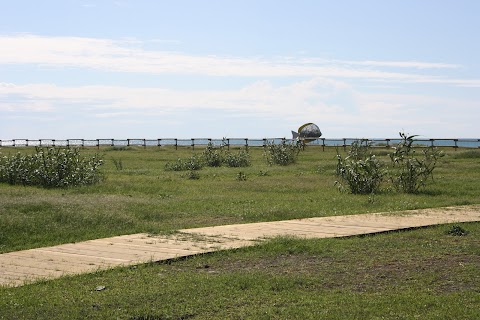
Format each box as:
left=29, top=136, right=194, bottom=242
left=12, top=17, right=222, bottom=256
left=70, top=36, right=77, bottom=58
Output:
left=389, top=132, right=444, bottom=193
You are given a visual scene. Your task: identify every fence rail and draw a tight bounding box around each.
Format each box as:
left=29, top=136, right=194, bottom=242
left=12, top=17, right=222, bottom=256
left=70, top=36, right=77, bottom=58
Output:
left=1, top=138, right=479, bottom=150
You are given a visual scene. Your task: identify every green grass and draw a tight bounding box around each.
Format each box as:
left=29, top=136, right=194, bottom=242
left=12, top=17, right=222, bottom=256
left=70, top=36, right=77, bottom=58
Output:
left=1, top=222, right=479, bottom=319
left=1, top=146, right=479, bottom=253
left=451, top=149, right=480, bottom=159
left=0, top=145, right=479, bottom=319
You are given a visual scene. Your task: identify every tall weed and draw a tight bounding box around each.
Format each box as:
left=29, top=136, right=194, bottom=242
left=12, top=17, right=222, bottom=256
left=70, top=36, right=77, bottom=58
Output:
left=389, top=133, right=444, bottom=193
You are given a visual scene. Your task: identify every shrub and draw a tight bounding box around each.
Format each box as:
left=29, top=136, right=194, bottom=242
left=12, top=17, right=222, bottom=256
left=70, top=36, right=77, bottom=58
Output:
left=202, top=143, right=223, bottom=167
left=335, top=141, right=385, bottom=194
left=164, top=158, right=186, bottom=171
left=445, top=225, right=469, bottom=236
left=264, top=140, right=301, bottom=166
left=166, top=144, right=249, bottom=171
left=258, top=170, right=269, bottom=176
left=185, top=170, right=200, bottom=180
left=389, top=132, right=444, bottom=193
left=223, top=149, right=251, bottom=167
left=236, top=171, right=247, bottom=181
left=165, top=155, right=203, bottom=171
left=0, top=147, right=103, bottom=188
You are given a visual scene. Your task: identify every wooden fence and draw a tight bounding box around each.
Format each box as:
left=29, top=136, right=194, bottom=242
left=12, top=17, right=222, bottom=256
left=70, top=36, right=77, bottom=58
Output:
left=1, top=138, right=479, bottom=150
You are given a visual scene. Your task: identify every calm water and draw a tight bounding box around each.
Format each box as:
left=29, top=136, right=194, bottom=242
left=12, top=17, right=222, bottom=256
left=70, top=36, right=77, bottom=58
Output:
left=1, top=137, right=479, bottom=148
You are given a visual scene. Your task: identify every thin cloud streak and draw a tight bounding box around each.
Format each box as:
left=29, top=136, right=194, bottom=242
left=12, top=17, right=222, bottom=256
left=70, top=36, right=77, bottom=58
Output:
left=1, top=34, right=477, bottom=86
left=345, top=60, right=461, bottom=69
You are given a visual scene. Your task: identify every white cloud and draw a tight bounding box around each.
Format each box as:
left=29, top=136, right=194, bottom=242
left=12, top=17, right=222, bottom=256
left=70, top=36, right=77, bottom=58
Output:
left=1, top=34, right=478, bottom=86
left=0, top=79, right=344, bottom=116
left=2, top=77, right=477, bottom=138
left=343, top=60, right=461, bottom=69
left=1, top=34, right=479, bottom=138
left=94, top=111, right=135, bottom=118
left=2, top=81, right=478, bottom=138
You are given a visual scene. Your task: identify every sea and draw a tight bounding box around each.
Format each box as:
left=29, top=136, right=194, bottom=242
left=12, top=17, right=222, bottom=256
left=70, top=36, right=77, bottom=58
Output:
left=1, top=137, right=479, bottom=148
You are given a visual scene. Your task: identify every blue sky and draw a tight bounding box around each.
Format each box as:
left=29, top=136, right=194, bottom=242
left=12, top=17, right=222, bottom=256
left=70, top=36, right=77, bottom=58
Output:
left=1, top=0, right=479, bottom=139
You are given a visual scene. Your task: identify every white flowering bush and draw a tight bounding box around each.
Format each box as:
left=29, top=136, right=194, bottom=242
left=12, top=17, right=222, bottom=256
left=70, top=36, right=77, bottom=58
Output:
left=0, top=147, right=103, bottom=188
left=263, top=141, right=301, bottom=166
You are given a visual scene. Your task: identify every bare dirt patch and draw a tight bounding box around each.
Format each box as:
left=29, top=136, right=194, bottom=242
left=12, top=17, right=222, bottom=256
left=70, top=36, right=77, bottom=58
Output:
left=160, top=249, right=479, bottom=293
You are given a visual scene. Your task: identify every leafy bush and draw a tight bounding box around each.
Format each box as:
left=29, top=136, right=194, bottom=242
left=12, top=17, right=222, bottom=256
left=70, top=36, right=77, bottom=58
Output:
left=445, top=225, right=469, bottom=236
left=389, top=133, right=444, bottom=193
left=166, top=144, right=249, bottom=171
left=223, top=149, right=250, bottom=167
left=165, top=155, right=203, bottom=171
left=258, top=170, right=269, bottom=176
left=335, top=141, right=385, bottom=194
left=236, top=171, right=247, bottom=181
left=264, top=141, right=301, bottom=166
left=185, top=170, right=200, bottom=180
left=0, top=147, right=103, bottom=188
left=202, top=143, right=223, bottom=167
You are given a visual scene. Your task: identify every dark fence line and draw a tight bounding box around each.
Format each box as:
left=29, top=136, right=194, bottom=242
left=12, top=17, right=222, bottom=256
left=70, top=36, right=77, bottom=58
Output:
left=1, top=138, right=479, bottom=150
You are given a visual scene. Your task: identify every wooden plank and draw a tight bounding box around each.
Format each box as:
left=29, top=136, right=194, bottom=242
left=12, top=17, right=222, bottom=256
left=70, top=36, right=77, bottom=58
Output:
left=1, top=205, right=478, bottom=288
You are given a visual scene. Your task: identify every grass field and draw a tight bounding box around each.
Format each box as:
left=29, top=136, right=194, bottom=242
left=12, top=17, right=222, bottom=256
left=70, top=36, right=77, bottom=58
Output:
left=1, top=145, right=479, bottom=319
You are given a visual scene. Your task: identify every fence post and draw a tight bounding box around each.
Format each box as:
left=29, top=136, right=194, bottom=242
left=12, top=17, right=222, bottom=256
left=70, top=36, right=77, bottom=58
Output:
left=430, top=139, right=434, bottom=147
left=175, top=139, right=178, bottom=150
left=454, top=139, right=458, bottom=151
left=96, top=139, right=100, bottom=150
left=191, top=138, right=195, bottom=150
left=157, top=139, right=161, bottom=147
left=321, top=138, right=325, bottom=151
left=386, top=139, right=390, bottom=148
left=343, top=138, right=347, bottom=152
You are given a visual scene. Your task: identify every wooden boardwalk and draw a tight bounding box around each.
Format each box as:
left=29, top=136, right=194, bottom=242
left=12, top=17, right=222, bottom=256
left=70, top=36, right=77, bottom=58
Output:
left=1, top=205, right=479, bottom=287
